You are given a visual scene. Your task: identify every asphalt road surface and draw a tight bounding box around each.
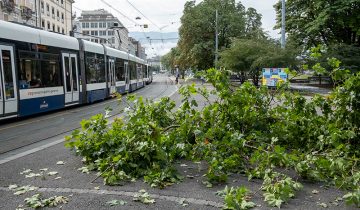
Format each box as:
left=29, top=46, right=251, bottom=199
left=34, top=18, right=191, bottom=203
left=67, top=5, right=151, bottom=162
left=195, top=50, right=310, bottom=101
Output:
left=0, top=74, right=177, bottom=155
left=0, top=76, right=357, bottom=210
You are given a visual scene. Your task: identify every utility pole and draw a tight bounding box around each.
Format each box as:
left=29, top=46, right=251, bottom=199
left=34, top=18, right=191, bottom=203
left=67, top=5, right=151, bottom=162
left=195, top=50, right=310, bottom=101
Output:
left=215, top=9, right=219, bottom=67
left=281, top=0, right=286, bottom=49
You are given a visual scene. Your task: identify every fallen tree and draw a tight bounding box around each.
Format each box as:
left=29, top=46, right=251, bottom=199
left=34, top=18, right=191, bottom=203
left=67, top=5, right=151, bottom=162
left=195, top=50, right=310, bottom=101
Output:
left=66, top=62, right=359, bottom=208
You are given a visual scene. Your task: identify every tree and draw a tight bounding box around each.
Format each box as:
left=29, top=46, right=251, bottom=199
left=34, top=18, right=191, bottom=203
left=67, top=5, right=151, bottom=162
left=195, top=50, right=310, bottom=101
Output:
left=219, top=38, right=299, bottom=85
left=274, top=0, right=360, bottom=48
left=161, top=47, right=181, bottom=74
left=178, top=0, right=263, bottom=70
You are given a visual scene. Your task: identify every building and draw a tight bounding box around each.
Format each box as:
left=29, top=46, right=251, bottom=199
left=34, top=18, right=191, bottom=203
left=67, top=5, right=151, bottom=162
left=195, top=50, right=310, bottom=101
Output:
left=38, top=0, right=74, bottom=35
left=128, top=36, right=146, bottom=60
left=0, top=0, right=37, bottom=27
left=74, top=9, right=131, bottom=52
left=0, top=0, right=74, bottom=35
left=128, top=37, right=137, bottom=56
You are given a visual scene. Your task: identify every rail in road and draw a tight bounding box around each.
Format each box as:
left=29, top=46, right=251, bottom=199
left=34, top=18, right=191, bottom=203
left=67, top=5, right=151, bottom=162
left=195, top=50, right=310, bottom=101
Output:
left=0, top=75, right=177, bottom=156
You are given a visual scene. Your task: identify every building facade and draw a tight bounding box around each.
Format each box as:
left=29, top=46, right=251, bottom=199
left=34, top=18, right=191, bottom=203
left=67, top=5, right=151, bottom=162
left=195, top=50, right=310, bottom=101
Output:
left=128, top=36, right=146, bottom=60
left=0, top=0, right=74, bottom=35
left=74, top=9, right=132, bottom=53
left=38, top=0, right=74, bottom=35
left=0, top=0, right=37, bottom=27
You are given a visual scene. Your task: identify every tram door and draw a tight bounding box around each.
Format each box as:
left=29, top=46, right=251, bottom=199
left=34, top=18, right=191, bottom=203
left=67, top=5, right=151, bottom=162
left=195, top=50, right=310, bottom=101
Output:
left=0, top=45, right=17, bottom=118
left=108, top=59, right=116, bottom=94
left=124, top=62, right=129, bottom=92
left=62, top=53, right=79, bottom=105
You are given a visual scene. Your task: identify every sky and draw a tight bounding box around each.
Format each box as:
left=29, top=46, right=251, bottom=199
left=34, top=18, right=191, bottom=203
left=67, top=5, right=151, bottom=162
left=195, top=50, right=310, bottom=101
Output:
left=73, top=0, right=280, bottom=57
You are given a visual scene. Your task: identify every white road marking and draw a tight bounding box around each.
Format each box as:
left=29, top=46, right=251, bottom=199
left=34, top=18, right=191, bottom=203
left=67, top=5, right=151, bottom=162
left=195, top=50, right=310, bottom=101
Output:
left=0, top=186, right=223, bottom=208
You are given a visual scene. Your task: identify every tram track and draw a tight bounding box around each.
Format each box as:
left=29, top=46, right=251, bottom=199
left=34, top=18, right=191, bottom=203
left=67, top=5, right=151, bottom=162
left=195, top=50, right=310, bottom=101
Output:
left=0, top=76, right=177, bottom=156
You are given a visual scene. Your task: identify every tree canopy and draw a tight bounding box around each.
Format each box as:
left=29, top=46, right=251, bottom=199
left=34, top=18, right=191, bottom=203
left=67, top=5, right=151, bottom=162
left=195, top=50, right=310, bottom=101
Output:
left=219, top=38, right=299, bottom=84
left=175, top=0, right=263, bottom=70
left=274, top=0, right=360, bottom=48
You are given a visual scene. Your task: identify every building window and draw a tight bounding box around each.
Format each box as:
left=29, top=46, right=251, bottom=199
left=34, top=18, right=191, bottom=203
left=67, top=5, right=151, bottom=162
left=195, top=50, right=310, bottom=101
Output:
left=61, top=13, right=64, bottom=22
left=52, top=7, right=55, bottom=18
left=46, top=4, right=50, bottom=15
left=90, top=31, right=98, bottom=36
left=47, top=21, right=50, bottom=30
left=108, top=31, right=114, bottom=36
left=41, top=1, right=44, bottom=13
left=112, top=37, right=115, bottom=44
left=85, top=22, right=89, bottom=28
left=41, top=20, right=45, bottom=28
left=57, top=26, right=60, bottom=32
left=83, top=31, right=89, bottom=35
left=57, top=10, right=60, bottom=20
left=103, top=22, right=107, bottom=28
left=82, top=23, right=85, bottom=28
left=61, top=0, right=64, bottom=5
left=62, top=28, right=65, bottom=34
left=52, top=24, right=55, bottom=31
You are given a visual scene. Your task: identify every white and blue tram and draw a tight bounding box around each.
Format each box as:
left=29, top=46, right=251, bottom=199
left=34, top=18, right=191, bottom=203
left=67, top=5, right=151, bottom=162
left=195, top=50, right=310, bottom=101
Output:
left=0, top=20, right=152, bottom=120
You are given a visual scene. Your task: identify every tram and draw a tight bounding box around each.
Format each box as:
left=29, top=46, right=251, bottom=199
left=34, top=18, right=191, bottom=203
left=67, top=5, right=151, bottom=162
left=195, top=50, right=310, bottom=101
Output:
left=0, top=20, right=152, bottom=120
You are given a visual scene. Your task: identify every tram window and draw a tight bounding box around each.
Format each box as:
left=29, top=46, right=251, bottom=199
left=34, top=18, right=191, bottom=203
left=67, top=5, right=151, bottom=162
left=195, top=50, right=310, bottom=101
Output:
left=130, top=62, right=137, bottom=80
left=40, top=60, right=60, bottom=87
left=2, top=50, right=15, bottom=99
left=115, top=59, right=125, bottom=81
left=71, top=57, right=78, bottom=91
left=19, top=59, right=41, bottom=89
left=19, top=51, right=61, bottom=89
left=85, top=52, right=105, bottom=84
left=137, top=64, right=143, bottom=79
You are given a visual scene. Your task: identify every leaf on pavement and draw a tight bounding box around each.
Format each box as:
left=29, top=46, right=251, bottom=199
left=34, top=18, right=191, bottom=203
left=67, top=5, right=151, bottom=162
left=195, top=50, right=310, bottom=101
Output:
left=106, top=199, right=127, bottom=206
left=56, top=161, right=65, bottom=165
left=47, top=171, right=58, bottom=176
left=20, top=169, right=32, bottom=175
left=312, top=189, right=319, bottom=194
left=8, top=184, right=18, bottom=190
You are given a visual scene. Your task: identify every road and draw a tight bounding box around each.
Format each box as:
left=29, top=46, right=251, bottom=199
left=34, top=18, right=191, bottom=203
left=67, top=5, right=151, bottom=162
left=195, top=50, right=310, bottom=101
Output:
left=0, top=76, right=356, bottom=210
left=0, top=74, right=177, bottom=155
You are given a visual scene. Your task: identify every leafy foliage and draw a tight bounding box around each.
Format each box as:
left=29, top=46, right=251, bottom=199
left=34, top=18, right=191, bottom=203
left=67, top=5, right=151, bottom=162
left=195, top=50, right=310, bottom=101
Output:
left=219, top=186, right=256, bottom=210
left=175, top=0, right=264, bottom=70
left=262, top=172, right=302, bottom=208
left=67, top=54, right=360, bottom=208
left=24, top=194, right=68, bottom=209
left=274, top=0, right=360, bottom=48
left=219, top=38, right=299, bottom=84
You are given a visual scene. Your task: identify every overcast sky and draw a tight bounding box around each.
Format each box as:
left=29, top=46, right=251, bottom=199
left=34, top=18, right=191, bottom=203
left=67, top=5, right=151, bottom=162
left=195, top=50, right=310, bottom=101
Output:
left=73, top=0, right=280, bottom=57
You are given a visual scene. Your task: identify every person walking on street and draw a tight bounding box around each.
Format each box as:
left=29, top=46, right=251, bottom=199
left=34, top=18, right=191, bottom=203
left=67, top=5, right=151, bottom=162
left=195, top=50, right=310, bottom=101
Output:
left=175, top=68, right=180, bottom=84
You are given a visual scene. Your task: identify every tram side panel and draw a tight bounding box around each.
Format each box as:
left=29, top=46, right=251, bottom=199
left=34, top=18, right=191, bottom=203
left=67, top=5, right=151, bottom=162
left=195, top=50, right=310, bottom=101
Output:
left=4, top=39, right=68, bottom=117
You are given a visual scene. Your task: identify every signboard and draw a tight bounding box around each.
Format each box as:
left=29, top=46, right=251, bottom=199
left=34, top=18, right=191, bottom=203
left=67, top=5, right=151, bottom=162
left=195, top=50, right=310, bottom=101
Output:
left=262, top=68, right=288, bottom=87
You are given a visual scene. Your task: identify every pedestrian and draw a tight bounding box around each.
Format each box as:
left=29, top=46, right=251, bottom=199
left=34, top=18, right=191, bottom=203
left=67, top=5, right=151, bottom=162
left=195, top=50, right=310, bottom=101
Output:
left=175, top=69, right=180, bottom=84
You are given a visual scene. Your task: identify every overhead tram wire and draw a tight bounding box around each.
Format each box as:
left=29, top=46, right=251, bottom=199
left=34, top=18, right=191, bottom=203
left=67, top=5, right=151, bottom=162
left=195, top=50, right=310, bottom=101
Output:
left=125, top=0, right=160, bottom=29
left=99, top=0, right=137, bottom=27
left=125, top=0, right=165, bottom=49
left=73, top=5, right=83, bottom=12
